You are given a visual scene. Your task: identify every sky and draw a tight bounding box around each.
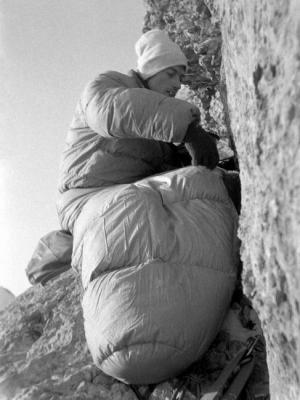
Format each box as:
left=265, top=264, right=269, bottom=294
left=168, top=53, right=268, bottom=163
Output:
left=0, top=0, right=146, bottom=296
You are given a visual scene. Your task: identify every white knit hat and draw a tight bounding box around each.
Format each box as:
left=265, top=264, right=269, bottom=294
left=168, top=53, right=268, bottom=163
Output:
left=135, top=29, right=187, bottom=80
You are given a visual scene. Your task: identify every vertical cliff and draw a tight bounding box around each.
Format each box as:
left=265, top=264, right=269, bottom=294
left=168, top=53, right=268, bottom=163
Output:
left=213, top=2, right=300, bottom=399
left=144, top=0, right=300, bottom=398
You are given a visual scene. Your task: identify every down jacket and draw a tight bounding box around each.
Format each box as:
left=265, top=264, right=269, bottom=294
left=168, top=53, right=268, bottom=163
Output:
left=58, top=70, right=198, bottom=193
left=57, top=70, right=238, bottom=384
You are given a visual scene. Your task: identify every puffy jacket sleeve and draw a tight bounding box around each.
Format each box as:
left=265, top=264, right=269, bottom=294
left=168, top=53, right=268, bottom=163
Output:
left=82, top=72, right=199, bottom=143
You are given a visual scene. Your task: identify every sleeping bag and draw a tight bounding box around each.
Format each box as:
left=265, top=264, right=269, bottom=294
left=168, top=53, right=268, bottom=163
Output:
left=68, top=166, right=239, bottom=384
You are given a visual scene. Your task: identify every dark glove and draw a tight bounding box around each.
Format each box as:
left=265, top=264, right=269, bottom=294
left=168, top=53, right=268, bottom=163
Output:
left=184, top=122, right=219, bottom=169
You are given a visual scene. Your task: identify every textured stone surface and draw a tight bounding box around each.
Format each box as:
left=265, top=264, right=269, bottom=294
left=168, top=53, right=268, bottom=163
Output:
left=210, top=1, right=300, bottom=398
left=144, top=0, right=300, bottom=398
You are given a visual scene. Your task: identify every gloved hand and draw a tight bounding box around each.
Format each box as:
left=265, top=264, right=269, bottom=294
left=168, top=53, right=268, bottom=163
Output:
left=184, top=122, right=219, bottom=169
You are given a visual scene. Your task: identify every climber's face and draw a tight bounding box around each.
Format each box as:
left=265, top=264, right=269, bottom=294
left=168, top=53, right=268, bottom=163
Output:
left=146, top=65, right=185, bottom=97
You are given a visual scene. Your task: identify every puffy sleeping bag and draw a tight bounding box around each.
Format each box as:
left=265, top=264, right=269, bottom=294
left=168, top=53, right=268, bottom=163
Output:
left=70, top=165, right=239, bottom=384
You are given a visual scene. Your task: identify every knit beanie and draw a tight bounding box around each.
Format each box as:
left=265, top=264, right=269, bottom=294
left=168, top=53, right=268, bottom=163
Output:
left=135, top=29, right=187, bottom=80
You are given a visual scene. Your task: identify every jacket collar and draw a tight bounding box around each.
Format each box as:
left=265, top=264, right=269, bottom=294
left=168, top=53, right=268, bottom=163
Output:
left=128, top=69, right=149, bottom=89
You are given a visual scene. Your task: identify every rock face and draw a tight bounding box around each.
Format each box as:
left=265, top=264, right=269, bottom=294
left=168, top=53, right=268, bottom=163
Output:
left=210, top=2, right=300, bottom=399
left=144, top=0, right=300, bottom=398
left=211, top=0, right=300, bottom=399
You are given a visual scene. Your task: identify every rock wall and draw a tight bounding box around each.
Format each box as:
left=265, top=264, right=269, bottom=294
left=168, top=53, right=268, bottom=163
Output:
left=212, top=2, right=300, bottom=399
left=144, top=0, right=300, bottom=398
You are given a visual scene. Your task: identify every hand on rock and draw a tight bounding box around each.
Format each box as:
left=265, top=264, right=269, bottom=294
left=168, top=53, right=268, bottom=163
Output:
left=184, top=122, right=219, bottom=169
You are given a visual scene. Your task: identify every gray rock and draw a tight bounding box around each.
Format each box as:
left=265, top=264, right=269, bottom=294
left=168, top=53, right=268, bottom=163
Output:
left=209, top=1, right=300, bottom=398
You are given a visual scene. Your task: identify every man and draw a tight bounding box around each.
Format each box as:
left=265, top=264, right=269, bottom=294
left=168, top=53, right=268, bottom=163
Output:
left=55, top=29, right=238, bottom=384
